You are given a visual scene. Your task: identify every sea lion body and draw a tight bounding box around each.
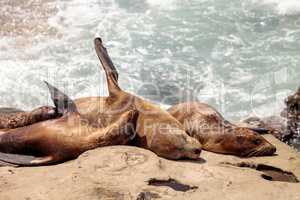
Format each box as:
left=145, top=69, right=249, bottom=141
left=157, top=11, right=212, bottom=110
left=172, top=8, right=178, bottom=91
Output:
left=74, top=95, right=201, bottom=159
left=0, top=110, right=137, bottom=165
left=0, top=106, right=58, bottom=129
left=167, top=102, right=276, bottom=157
left=0, top=38, right=202, bottom=163
left=71, top=38, right=202, bottom=160
left=0, top=82, right=137, bottom=166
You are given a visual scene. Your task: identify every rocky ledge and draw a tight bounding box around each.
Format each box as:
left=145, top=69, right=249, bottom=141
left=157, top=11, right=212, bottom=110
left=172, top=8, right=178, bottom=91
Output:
left=0, top=134, right=299, bottom=200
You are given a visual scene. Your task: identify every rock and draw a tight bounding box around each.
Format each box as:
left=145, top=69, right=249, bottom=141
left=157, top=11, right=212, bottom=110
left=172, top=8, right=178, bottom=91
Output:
left=282, top=87, right=300, bottom=150
left=0, top=135, right=299, bottom=200
left=240, top=87, right=300, bottom=151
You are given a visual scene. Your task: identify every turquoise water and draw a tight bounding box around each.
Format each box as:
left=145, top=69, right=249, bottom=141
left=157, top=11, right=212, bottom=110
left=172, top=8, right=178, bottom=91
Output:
left=0, top=0, right=299, bottom=121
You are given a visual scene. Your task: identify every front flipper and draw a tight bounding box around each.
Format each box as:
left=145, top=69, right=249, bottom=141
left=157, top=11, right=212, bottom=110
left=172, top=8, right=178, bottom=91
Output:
left=44, top=81, right=78, bottom=115
left=88, top=110, right=138, bottom=147
left=246, top=127, right=272, bottom=135
left=0, top=152, right=55, bottom=166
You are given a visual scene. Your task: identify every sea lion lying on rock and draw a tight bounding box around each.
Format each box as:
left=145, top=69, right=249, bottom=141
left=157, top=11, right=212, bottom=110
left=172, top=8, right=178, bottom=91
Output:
left=0, top=106, right=58, bottom=130
left=0, top=38, right=201, bottom=163
left=0, top=82, right=138, bottom=166
left=239, top=87, right=300, bottom=151
left=73, top=38, right=202, bottom=160
left=167, top=102, right=276, bottom=157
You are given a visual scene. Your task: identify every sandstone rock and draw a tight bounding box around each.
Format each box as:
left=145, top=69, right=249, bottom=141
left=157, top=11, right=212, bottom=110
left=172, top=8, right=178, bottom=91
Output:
left=0, top=135, right=299, bottom=200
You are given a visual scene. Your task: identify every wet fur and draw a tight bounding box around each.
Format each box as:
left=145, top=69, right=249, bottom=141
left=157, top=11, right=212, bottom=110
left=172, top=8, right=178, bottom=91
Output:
left=167, top=102, right=276, bottom=157
left=0, top=83, right=138, bottom=166
left=72, top=38, right=202, bottom=160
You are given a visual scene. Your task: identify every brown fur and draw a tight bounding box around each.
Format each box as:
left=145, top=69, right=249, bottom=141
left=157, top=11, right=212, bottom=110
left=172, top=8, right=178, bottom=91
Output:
left=72, top=38, right=202, bottom=160
left=0, top=80, right=138, bottom=166
left=0, top=106, right=58, bottom=129
left=0, top=38, right=202, bottom=164
left=0, top=109, right=137, bottom=165
left=167, top=102, right=276, bottom=157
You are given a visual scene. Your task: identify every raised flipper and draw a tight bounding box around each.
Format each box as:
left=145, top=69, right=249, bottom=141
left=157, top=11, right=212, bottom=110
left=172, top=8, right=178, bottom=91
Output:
left=94, top=38, right=119, bottom=82
left=94, top=38, right=121, bottom=96
left=44, top=81, right=78, bottom=115
left=0, top=152, right=55, bottom=166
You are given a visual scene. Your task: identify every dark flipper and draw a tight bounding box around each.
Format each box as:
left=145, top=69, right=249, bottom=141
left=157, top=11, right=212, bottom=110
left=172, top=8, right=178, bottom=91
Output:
left=247, top=127, right=271, bottom=135
left=0, top=160, right=18, bottom=167
left=94, top=38, right=121, bottom=95
left=94, top=38, right=119, bottom=82
left=44, top=81, right=78, bottom=115
left=0, top=152, right=54, bottom=166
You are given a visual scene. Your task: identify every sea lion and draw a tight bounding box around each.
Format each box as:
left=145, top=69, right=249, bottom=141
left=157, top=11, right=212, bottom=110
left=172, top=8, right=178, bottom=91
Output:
left=73, top=38, right=201, bottom=160
left=167, top=102, right=276, bottom=157
left=239, top=87, right=300, bottom=150
left=238, top=116, right=288, bottom=141
left=0, top=82, right=138, bottom=166
left=0, top=106, right=58, bottom=129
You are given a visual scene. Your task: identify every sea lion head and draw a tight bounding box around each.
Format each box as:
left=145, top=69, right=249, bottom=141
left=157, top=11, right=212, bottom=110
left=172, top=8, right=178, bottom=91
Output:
left=149, top=124, right=202, bottom=160
left=181, top=136, right=202, bottom=159
left=221, top=127, right=276, bottom=157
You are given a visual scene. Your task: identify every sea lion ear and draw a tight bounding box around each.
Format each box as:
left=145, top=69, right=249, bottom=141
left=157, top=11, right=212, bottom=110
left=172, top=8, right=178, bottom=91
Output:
left=44, top=81, right=78, bottom=115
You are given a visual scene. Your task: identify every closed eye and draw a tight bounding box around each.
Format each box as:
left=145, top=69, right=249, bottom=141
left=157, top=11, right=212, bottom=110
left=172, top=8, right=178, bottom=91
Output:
left=253, top=139, right=261, bottom=145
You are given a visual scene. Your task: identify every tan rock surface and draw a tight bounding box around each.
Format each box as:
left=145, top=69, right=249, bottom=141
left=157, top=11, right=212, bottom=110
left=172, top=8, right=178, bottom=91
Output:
left=0, top=135, right=299, bottom=200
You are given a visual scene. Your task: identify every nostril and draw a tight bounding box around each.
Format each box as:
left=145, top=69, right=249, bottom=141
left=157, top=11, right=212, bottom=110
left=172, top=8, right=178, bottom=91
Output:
left=194, top=149, right=201, bottom=155
left=271, top=146, right=276, bottom=154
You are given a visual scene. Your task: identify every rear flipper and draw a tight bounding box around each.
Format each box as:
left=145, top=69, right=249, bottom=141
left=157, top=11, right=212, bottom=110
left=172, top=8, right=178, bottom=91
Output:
left=0, top=152, right=55, bottom=166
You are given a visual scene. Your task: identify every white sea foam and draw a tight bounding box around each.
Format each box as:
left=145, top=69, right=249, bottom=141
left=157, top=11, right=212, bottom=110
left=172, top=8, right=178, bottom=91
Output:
left=252, top=0, right=300, bottom=16
left=146, top=0, right=179, bottom=10
left=0, top=0, right=299, bottom=121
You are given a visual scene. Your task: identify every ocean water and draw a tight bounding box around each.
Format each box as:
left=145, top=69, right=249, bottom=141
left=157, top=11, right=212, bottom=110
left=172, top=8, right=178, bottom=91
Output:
left=0, top=0, right=299, bottom=121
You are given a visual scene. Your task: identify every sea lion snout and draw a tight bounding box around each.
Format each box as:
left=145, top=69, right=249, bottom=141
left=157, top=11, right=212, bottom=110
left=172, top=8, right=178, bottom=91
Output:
left=235, top=128, right=277, bottom=157
left=182, top=137, right=202, bottom=159
left=253, top=142, right=276, bottom=157
left=183, top=145, right=202, bottom=159
left=266, top=144, right=277, bottom=155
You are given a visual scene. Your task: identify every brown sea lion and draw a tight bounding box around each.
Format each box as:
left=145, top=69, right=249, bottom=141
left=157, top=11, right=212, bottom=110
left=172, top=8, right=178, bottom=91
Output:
left=238, top=116, right=288, bottom=141
left=241, top=87, right=300, bottom=150
left=0, top=106, right=58, bottom=129
left=73, top=38, right=201, bottom=160
left=0, top=82, right=138, bottom=166
left=167, top=102, right=276, bottom=157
